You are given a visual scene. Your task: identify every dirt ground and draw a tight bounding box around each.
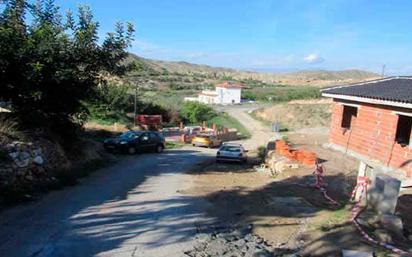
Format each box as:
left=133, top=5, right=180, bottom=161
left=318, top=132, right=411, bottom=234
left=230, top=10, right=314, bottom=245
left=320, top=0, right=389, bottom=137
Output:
left=184, top=129, right=412, bottom=256
left=253, top=100, right=332, bottom=131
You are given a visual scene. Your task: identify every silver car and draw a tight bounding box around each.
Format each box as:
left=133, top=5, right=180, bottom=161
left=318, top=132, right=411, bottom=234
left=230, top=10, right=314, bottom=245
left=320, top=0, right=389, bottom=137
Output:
left=216, top=143, right=248, bottom=163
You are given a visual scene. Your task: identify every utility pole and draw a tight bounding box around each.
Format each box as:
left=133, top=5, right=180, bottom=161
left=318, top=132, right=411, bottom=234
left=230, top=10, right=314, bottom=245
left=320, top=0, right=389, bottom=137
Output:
left=381, top=64, right=386, bottom=77
left=134, top=85, right=137, bottom=127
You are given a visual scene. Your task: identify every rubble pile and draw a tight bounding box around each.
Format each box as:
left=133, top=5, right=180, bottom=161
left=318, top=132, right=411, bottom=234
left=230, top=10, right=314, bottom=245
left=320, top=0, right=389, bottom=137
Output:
left=186, top=226, right=299, bottom=257
left=274, top=140, right=317, bottom=166
left=0, top=139, right=70, bottom=201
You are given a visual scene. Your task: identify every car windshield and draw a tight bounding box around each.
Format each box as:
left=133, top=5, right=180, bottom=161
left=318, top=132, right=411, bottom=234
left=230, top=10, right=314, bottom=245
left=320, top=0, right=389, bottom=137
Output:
left=220, top=146, right=241, bottom=152
left=119, top=131, right=139, bottom=140
left=197, top=135, right=210, bottom=139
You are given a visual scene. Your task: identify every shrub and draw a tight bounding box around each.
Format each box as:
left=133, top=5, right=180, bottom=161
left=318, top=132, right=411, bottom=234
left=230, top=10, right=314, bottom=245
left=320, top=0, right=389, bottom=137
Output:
left=0, top=116, right=24, bottom=144
left=257, top=145, right=267, bottom=162
left=180, top=102, right=217, bottom=124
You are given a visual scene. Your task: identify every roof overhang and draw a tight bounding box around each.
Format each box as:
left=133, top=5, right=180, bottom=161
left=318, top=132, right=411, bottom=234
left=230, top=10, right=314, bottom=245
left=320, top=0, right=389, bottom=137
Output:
left=215, top=86, right=242, bottom=89
left=322, top=93, right=412, bottom=109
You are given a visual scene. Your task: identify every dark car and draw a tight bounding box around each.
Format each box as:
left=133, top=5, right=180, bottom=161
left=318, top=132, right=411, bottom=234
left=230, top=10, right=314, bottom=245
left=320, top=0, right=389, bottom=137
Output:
left=103, top=131, right=165, bottom=154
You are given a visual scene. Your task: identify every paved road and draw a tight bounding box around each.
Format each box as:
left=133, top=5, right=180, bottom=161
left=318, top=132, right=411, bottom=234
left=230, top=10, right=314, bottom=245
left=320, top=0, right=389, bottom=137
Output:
left=0, top=147, right=216, bottom=257
left=220, top=105, right=278, bottom=150
left=0, top=105, right=274, bottom=257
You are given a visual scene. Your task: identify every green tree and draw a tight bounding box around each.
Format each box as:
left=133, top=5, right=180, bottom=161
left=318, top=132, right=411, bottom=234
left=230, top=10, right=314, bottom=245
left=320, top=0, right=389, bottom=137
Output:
left=86, top=82, right=133, bottom=124
left=180, top=102, right=217, bottom=124
left=0, top=0, right=134, bottom=138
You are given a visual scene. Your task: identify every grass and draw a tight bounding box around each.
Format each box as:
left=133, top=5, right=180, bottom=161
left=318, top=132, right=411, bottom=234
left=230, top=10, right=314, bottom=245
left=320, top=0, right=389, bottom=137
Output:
left=242, top=85, right=321, bottom=103
left=248, top=111, right=290, bottom=131
left=0, top=116, right=25, bottom=144
left=210, top=112, right=251, bottom=138
left=250, top=103, right=332, bottom=131
left=248, top=111, right=272, bottom=128
left=320, top=208, right=350, bottom=232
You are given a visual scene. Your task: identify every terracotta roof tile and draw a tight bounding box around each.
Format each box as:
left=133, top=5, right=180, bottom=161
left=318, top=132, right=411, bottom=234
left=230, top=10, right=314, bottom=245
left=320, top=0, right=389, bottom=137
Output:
left=216, top=81, right=243, bottom=89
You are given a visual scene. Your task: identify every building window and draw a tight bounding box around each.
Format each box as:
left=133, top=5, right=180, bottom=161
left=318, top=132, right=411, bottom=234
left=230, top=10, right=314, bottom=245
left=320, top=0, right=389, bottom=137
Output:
left=395, top=115, right=412, bottom=146
left=341, top=105, right=358, bottom=129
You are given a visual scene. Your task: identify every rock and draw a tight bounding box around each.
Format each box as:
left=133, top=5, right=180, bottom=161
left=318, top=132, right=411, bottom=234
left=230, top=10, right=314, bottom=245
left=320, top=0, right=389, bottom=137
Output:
left=374, top=229, right=393, bottom=244
left=20, top=151, right=31, bottom=160
left=14, top=158, right=29, bottom=168
left=9, top=152, right=18, bottom=159
left=244, top=233, right=253, bottom=242
left=195, top=233, right=210, bottom=241
left=342, top=249, right=373, bottom=257
left=186, top=227, right=273, bottom=257
left=379, top=214, right=404, bottom=238
left=33, top=156, right=44, bottom=165
left=253, top=249, right=272, bottom=257
left=255, top=236, right=264, bottom=244
left=32, top=148, right=42, bottom=156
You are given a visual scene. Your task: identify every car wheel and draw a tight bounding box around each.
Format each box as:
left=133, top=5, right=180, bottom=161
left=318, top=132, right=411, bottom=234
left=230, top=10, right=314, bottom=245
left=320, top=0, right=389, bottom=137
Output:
left=156, top=145, right=164, bottom=153
left=127, top=146, right=136, bottom=155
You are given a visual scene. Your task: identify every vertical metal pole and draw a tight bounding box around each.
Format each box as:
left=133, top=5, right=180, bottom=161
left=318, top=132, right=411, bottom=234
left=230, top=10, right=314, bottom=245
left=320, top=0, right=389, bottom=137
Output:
left=134, top=86, right=137, bottom=127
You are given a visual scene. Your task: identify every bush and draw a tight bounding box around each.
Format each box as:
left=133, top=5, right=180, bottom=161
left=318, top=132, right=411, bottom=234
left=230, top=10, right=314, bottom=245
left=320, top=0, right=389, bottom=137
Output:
left=0, top=116, right=24, bottom=144
left=180, top=102, right=217, bottom=124
left=257, top=145, right=267, bottom=162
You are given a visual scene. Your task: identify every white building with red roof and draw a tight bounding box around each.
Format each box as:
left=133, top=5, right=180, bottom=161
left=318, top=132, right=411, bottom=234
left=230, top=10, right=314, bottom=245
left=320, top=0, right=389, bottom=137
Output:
left=184, top=81, right=242, bottom=105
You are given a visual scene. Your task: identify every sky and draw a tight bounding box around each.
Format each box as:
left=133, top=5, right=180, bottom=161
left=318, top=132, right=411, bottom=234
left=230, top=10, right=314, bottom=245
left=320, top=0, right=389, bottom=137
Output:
left=55, top=0, right=412, bottom=75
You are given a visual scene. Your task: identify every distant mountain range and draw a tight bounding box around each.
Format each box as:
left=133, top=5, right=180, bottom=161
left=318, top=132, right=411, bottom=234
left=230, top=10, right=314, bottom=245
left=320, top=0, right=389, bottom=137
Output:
left=126, top=53, right=380, bottom=87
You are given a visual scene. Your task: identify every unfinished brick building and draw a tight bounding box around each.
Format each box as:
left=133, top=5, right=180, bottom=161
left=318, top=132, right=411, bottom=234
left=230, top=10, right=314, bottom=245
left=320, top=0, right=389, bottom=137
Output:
left=322, top=77, right=412, bottom=178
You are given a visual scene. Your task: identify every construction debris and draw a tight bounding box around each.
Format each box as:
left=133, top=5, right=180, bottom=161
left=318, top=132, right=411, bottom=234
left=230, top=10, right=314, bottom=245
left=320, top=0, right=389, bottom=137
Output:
left=341, top=250, right=373, bottom=257
left=274, top=140, right=317, bottom=166
left=185, top=225, right=275, bottom=257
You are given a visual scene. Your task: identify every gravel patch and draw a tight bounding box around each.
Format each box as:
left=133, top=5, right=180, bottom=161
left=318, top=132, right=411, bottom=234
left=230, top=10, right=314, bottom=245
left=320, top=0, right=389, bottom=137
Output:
left=185, top=224, right=301, bottom=257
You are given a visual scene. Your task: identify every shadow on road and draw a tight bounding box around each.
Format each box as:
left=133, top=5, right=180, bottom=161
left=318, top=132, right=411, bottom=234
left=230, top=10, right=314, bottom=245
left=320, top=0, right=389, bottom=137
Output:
left=0, top=149, right=216, bottom=257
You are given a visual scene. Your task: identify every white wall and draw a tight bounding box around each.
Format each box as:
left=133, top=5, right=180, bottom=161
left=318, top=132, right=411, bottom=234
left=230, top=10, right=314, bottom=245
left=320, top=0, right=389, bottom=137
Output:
left=184, top=97, right=199, bottom=102
left=198, top=94, right=218, bottom=104
left=215, top=87, right=241, bottom=104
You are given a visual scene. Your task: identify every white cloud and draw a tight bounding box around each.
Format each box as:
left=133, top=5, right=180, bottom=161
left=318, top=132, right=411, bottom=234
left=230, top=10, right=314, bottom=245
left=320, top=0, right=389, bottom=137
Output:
left=303, top=53, right=324, bottom=64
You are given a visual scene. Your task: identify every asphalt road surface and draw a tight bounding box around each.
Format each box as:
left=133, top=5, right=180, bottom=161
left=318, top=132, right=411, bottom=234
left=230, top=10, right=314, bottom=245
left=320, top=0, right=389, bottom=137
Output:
left=0, top=105, right=274, bottom=257
left=0, top=147, right=217, bottom=257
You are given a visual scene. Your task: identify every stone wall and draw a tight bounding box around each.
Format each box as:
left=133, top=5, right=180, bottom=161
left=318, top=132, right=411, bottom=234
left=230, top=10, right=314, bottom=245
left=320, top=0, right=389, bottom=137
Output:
left=0, top=134, right=79, bottom=203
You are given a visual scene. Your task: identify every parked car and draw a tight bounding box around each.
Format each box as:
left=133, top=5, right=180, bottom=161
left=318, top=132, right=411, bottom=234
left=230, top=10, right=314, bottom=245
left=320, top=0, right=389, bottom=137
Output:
left=216, top=143, right=248, bottom=163
left=103, top=131, right=165, bottom=154
left=192, top=134, right=222, bottom=148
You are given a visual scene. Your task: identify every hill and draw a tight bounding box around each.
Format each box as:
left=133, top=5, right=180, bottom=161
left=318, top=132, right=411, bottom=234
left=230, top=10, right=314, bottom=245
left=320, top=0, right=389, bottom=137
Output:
left=125, top=53, right=380, bottom=88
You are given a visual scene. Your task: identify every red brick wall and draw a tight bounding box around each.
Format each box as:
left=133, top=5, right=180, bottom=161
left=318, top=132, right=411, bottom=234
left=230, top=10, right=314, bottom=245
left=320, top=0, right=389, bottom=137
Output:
left=329, top=99, right=412, bottom=177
